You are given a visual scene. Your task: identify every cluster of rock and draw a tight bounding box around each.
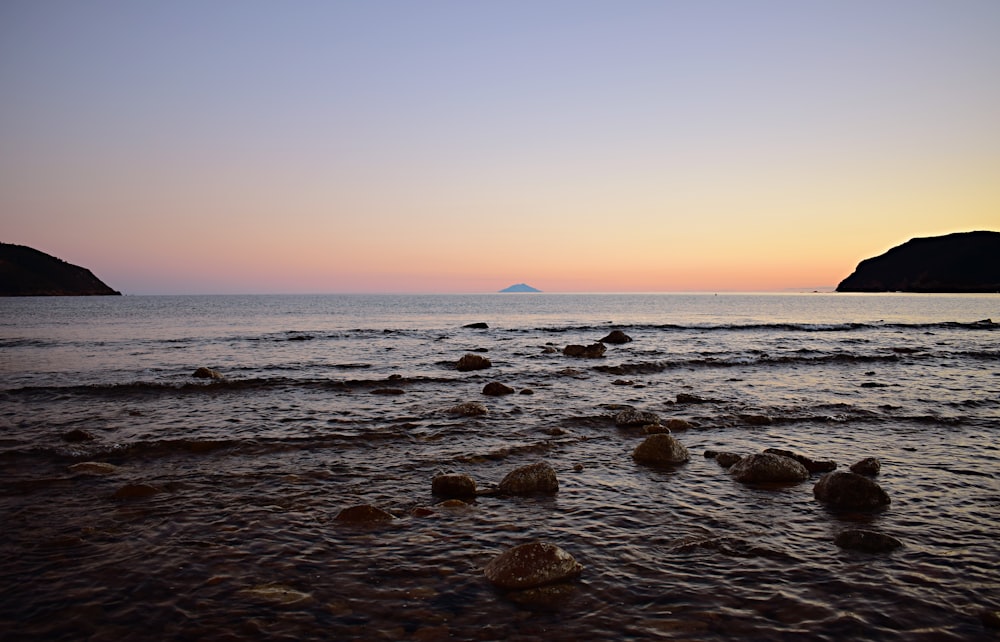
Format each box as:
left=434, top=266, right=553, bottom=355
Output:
left=705, top=446, right=898, bottom=552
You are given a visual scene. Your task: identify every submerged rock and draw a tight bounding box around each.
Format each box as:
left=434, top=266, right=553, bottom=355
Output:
left=456, top=354, right=492, bottom=371
left=335, top=504, right=394, bottom=523
left=665, top=418, right=694, bottom=431
left=738, top=414, right=773, bottom=426
left=432, top=473, right=477, bottom=498
left=498, top=461, right=558, bottom=495
left=192, top=367, right=224, bottom=380
left=463, top=322, right=489, bottom=329
left=240, top=584, right=314, bottom=606
left=599, top=330, right=632, bottom=344
left=675, top=393, right=711, bottom=404
left=69, top=461, right=118, bottom=476
left=729, top=453, right=809, bottom=483
left=835, top=529, right=902, bottom=553
left=483, top=541, right=583, bottom=590
left=113, top=483, right=161, bottom=499
left=614, top=408, right=660, bottom=427
left=447, top=401, right=488, bottom=416
left=850, top=457, right=881, bottom=476
left=482, top=382, right=515, bottom=396
left=563, top=343, right=607, bottom=358
left=813, top=471, right=890, bottom=510
left=62, top=429, right=95, bottom=442
left=704, top=451, right=743, bottom=468
left=763, top=448, right=837, bottom=474
left=632, top=433, right=689, bottom=466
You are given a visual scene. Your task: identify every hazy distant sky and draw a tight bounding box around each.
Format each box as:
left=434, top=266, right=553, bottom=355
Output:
left=2, top=1, right=998, bottom=294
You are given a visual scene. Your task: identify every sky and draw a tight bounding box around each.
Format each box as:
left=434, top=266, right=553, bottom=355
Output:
left=1, top=1, right=998, bottom=294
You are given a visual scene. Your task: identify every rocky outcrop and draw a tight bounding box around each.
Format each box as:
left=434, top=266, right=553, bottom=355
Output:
left=456, top=354, right=492, bottom=371
left=483, top=541, right=582, bottom=589
left=0, top=243, right=121, bottom=296
left=813, top=471, right=890, bottom=510
left=632, top=433, right=689, bottom=466
left=497, top=461, right=559, bottom=495
left=836, top=231, right=1000, bottom=293
left=729, top=453, right=809, bottom=483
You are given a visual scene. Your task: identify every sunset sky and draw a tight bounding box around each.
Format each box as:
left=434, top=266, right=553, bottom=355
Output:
left=2, top=1, right=998, bottom=294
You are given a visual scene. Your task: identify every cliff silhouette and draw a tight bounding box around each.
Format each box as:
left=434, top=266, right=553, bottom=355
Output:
left=836, top=231, right=1000, bottom=293
left=0, top=243, right=121, bottom=296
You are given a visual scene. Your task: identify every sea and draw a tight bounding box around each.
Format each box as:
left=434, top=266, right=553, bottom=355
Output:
left=0, top=293, right=997, bottom=641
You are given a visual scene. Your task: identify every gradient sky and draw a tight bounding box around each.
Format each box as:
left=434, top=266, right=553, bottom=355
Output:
left=2, top=1, right=998, bottom=294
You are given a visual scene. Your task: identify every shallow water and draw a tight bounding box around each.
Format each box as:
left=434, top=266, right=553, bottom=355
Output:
left=1, top=293, right=998, bottom=640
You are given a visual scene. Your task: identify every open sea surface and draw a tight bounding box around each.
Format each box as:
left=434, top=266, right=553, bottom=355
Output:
left=1, top=293, right=998, bottom=641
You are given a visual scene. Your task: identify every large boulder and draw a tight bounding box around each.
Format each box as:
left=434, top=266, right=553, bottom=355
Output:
left=813, top=471, right=890, bottom=510
left=483, top=541, right=583, bottom=590
left=498, top=461, right=559, bottom=495
left=432, top=473, right=477, bottom=499
left=729, top=453, right=809, bottom=483
left=456, top=354, right=492, bottom=371
left=563, top=343, right=606, bottom=358
left=632, top=433, right=689, bottom=466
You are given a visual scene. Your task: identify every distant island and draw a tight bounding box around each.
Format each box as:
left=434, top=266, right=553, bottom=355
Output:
left=0, top=243, right=121, bottom=296
left=836, top=231, right=1000, bottom=293
left=499, top=283, right=541, bottom=293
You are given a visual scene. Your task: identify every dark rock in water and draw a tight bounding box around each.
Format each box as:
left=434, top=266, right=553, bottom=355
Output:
left=193, top=367, right=224, bottom=380
left=370, top=388, right=405, bottom=395
left=614, top=408, right=660, bottom=427
left=665, top=418, right=694, bottom=431
left=0, top=242, right=121, bottom=296
left=763, top=448, right=837, bottom=473
left=850, top=457, right=881, bottom=476
left=463, top=322, right=489, bottom=329
left=729, top=453, right=809, bottom=483
left=498, top=461, right=559, bottom=495
left=835, top=529, right=902, bottom=553
left=335, top=504, right=394, bottom=523
left=836, top=230, right=1000, bottom=293
left=710, top=452, right=743, bottom=468
left=738, top=414, right=773, bottom=426
left=599, top=330, right=632, bottom=344
left=632, top=433, right=689, bottom=466
left=482, top=382, right=515, bottom=396
left=563, top=343, right=606, bottom=358
left=484, top=541, right=582, bottom=590
left=675, top=393, right=710, bottom=404
left=62, top=429, right=95, bottom=442
left=113, top=483, right=161, bottom=499
left=446, top=401, right=488, bottom=416
left=519, top=388, right=534, bottom=395
left=813, top=471, right=890, bottom=510
left=432, top=473, right=477, bottom=498
left=642, top=424, right=671, bottom=435
left=456, top=353, right=492, bottom=371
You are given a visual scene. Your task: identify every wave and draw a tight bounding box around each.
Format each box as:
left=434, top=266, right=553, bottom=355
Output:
left=535, top=319, right=997, bottom=334
left=593, top=352, right=902, bottom=375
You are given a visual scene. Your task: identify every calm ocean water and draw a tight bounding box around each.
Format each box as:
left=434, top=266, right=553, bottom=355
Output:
left=1, top=293, right=998, bottom=640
